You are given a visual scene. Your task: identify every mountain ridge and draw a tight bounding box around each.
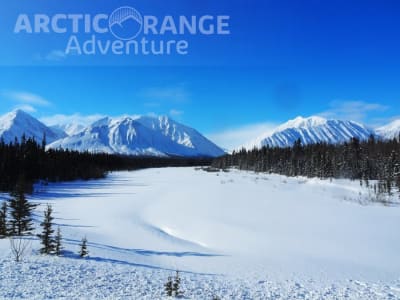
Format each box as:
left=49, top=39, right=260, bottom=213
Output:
left=242, top=116, right=383, bottom=150
left=1, top=110, right=400, bottom=154
left=47, top=114, right=225, bottom=157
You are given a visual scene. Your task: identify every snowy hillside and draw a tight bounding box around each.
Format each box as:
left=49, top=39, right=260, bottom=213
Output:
left=376, top=119, right=400, bottom=140
left=244, top=116, right=375, bottom=149
left=0, top=110, right=66, bottom=144
left=48, top=115, right=225, bottom=157
left=50, top=123, right=85, bottom=136
left=0, top=168, right=399, bottom=299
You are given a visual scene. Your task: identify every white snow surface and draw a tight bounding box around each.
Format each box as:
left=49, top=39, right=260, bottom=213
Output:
left=0, top=167, right=399, bottom=299
left=0, top=110, right=65, bottom=144
left=47, top=116, right=225, bottom=157
left=243, top=116, right=375, bottom=149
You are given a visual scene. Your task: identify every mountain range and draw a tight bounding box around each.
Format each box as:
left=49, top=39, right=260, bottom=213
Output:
left=49, top=115, right=225, bottom=157
left=0, top=110, right=225, bottom=157
left=1, top=110, right=400, bottom=156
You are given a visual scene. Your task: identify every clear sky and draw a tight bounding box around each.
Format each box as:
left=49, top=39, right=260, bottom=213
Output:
left=1, top=0, right=400, bottom=149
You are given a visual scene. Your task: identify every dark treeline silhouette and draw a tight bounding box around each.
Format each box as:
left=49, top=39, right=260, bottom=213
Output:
left=212, top=135, right=400, bottom=195
left=0, top=135, right=212, bottom=192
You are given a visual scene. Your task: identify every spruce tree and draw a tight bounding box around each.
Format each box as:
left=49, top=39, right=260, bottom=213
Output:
left=55, top=227, right=63, bottom=256
left=39, top=205, right=55, bottom=254
left=172, top=270, right=183, bottom=297
left=164, top=271, right=183, bottom=297
left=164, top=276, right=173, bottom=296
left=8, top=181, right=36, bottom=236
left=0, top=202, right=7, bottom=238
left=79, top=237, right=89, bottom=257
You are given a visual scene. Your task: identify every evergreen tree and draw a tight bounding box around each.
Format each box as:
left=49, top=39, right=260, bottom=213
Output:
left=55, top=226, right=63, bottom=256
left=8, top=181, right=36, bottom=236
left=79, top=237, right=89, bottom=257
left=164, top=276, right=173, bottom=296
left=0, top=201, right=7, bottom=238
left=38, top=205, right=55, bottom=254
left=172, top=270, right=183, bottom=297
left=41, top=133, right=47, bottom=151
left=164, top=271, right=183, bottom=297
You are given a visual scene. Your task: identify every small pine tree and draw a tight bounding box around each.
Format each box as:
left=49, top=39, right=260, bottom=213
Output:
left=8, top=181, right=36, bottom=236
left=164, top=276, right=173, bottom=297
left=79, top=237, right=89, bottom=257
left=38, top=205, right=55, bottom=254
left=173, top=270, right=183, bottom=297
left=55, top=227, right=63, bottom=256
left=0, top=202, right=8, bottom=238
left=165, top=271, right=183, bottom=297
left=41, top=133, right=47, bottom=151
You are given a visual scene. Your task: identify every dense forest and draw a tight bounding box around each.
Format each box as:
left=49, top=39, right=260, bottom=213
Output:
left=212, top=136, right=400, bottom=196
left=0, top=135, right=212, bottom=192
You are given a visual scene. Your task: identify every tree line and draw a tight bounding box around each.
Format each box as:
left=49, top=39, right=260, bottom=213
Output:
left=212, top=136, right=400, bottom=196
left=0, top=134, right=212, bottom=192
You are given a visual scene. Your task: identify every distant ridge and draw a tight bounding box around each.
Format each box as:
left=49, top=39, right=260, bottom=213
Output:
left=242, top=116, right=376, bottom=149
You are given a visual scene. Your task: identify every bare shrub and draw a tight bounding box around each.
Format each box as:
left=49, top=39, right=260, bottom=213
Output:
left=9, top=237, right=30, bottom=262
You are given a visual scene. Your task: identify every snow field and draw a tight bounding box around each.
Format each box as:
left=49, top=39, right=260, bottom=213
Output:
left=0, top=167, right=399, bottom=299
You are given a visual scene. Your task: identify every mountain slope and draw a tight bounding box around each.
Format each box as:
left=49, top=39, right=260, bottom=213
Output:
left=0, top=110, right=66, bottom=144
left=244, top=116, right=375, bottom=149
left=50, top=123, right=86, bottom=136
left=48, top=115, right=225, bottom=157
left=376, top=119, right=400, bottom=140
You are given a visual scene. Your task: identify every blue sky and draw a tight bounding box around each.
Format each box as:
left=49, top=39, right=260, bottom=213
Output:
left=1, top=1, right=400, bottom=149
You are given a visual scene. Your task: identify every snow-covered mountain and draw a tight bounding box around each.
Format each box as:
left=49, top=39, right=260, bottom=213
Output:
left=0, top=110, right=66, bottom=144
left=4, top=109, right=397, bottom=156
left=243, top=116, right=376, bottom=149
left=376, top=119, right=400, bottom=140
left=50, top=123, right=86, bottom=136
left=48, top=115, right=225, bottom=157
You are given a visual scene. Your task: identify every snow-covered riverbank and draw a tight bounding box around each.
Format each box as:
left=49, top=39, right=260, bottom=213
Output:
left=0, top=167, right=399, bottom=299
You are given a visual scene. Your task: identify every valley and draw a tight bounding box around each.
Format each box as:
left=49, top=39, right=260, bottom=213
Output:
left=0, top=167, right=399, bottom=299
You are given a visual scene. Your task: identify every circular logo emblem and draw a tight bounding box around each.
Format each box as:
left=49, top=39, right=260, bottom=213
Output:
left=109, top=6, right=143, bottom=40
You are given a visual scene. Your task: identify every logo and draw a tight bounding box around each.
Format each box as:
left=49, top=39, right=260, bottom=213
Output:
left=109, top=6, right=143, bottom=40
left=13, top=6, right=231, bottom=57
